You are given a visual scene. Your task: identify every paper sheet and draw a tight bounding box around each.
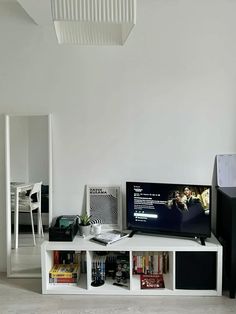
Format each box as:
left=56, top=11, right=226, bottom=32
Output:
left=216, top=154, right=236, bottom=187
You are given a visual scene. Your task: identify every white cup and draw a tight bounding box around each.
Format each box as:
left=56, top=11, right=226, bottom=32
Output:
left=91, top=223, right=102, bottom=235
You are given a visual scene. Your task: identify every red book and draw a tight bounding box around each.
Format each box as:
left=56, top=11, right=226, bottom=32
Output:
left=50, top=277, right=77, bottom=284
left=54, top=251, right=60, bottom=264
left=133, top=255, right=137, bottom=274
left=140, top=274, right=165, bottom=289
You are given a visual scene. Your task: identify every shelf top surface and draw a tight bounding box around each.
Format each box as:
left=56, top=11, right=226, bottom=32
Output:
left=42, top=232, right=221, bottom=252
left=217, top=186, right=236, bottom=198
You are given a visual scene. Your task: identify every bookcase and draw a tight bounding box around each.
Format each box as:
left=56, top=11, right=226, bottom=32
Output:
left=41, top=233, right=222, bottom=295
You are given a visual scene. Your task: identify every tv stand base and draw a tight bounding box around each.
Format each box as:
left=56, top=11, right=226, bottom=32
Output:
left=128, top=230, right=136, bottom=238
left=199, top=237, right=206, bottom=246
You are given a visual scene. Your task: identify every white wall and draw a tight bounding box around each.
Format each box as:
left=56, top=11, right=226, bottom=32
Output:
left=9, top=115, right=49, bottom=184
left=0, top=0, right=236, bottom=271
left=28, top=115, right=49, bottom=184
left=10, top=116, right=29, bottom=182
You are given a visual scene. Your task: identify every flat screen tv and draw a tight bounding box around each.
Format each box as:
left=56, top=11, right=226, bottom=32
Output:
left=126, top=182, right=211, bottom=245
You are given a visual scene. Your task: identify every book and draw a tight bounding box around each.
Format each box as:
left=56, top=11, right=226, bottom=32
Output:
left=91, top=230, right=129, bottom=245
left=49, top=264, right=80, bottom=278
left=132, top=252, right=169, bottom=275
left=53, top=250, right=60, bottom=264
left=140, top=273, right=165, bottom=289
left=49, top=277, right=78, bottom=284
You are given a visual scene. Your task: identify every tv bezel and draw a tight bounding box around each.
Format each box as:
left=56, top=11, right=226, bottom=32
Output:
left=126, top=181, right=212, bottom=240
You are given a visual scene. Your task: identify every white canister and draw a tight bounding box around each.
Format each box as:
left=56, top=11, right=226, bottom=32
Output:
left=91, top=223, right=102, bottom=235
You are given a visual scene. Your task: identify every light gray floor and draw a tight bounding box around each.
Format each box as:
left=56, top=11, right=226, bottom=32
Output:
left=0, top=273, right=236, bottom=314
left=10, top=232, right=48, bottom=277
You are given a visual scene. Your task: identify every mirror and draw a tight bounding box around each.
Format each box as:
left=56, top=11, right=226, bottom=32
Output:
left=5, top=114, right=52, bottom=277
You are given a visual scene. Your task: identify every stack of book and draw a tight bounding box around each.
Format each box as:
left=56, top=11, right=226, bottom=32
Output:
left=49, top=250, right=82, bottom=285
left=49, top=264, right=80, bottom=285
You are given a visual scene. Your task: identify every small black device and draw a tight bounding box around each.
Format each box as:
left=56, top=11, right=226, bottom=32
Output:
left=49, top=215, right=79, bottom=241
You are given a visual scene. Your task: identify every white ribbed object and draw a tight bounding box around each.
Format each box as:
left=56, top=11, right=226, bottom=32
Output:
left=51, top=0, right=136, bottom=45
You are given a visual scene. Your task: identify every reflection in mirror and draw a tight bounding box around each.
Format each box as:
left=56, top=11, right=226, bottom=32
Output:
left=5, top=114, right=52, bottom=277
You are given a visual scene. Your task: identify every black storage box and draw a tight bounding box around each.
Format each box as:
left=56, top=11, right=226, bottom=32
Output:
left=49, top=215, right=79, bottom=241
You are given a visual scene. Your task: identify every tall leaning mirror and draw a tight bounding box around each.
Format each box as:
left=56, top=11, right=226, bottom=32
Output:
left=5, top=114, right=52, bottom=277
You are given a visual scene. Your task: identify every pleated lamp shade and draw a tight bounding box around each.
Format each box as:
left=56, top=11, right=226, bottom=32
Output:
left=51, top=0, right=136, bottom=45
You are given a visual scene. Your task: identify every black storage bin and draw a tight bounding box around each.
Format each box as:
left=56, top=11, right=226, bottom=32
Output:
left=49, top=215, right=79, bottom=241
left=176, top=251, right=216, bottom=290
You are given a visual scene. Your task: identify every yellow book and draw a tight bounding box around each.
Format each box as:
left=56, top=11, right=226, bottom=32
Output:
left=49, top=264, right=79, bottom=278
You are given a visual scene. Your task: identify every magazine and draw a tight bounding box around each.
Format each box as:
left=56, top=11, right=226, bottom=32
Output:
left=91, top=230, right=129, bottom=245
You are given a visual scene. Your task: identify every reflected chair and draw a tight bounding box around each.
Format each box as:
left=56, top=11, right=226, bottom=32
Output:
left=11, top=182, right=44, bottom=246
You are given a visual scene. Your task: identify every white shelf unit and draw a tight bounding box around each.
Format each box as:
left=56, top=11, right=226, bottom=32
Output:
left=41, top=233, right=222, bottom=296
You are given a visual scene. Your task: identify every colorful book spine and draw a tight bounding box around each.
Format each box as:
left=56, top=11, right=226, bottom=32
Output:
left=53, top=250, right=82, bottom=265
left=49, top=277, right=78, bottom=284
left=53, top=251, right=60, bottom=264
left=132, top=252, right=169, bottom=275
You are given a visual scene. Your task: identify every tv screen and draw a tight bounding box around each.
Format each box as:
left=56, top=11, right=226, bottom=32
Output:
left=126, top=182, right=211, bottom=240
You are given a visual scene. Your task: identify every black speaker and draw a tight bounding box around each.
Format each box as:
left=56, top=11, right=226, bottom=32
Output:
left=176, top=252, right=216, bottom=290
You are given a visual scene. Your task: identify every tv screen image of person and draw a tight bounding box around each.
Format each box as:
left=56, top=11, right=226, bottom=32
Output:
left=126, top=182, right=211, bottom=242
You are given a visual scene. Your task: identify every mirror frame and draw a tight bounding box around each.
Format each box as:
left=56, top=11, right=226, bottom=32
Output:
left=5, top=114, right=53, bottom=277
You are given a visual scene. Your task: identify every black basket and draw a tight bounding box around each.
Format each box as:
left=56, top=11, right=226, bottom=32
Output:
left=49, top=215, right=79, bottom=241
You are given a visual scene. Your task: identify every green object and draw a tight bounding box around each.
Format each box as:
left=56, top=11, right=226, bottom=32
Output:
left=59, top=217, right=75, bottom=228
left=79, top=212, right=92, bottom=226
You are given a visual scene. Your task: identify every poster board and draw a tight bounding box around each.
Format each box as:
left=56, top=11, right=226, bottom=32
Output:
left=86, top=185, right=122, bottom=229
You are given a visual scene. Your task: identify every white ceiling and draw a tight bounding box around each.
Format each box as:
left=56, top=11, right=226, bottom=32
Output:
left=1, top=0, right=136, bottom=45
left=16, top=0, right=53, bottom=25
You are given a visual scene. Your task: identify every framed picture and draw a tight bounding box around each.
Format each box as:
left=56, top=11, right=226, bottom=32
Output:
left=86, top=185, right=122, bottom=229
